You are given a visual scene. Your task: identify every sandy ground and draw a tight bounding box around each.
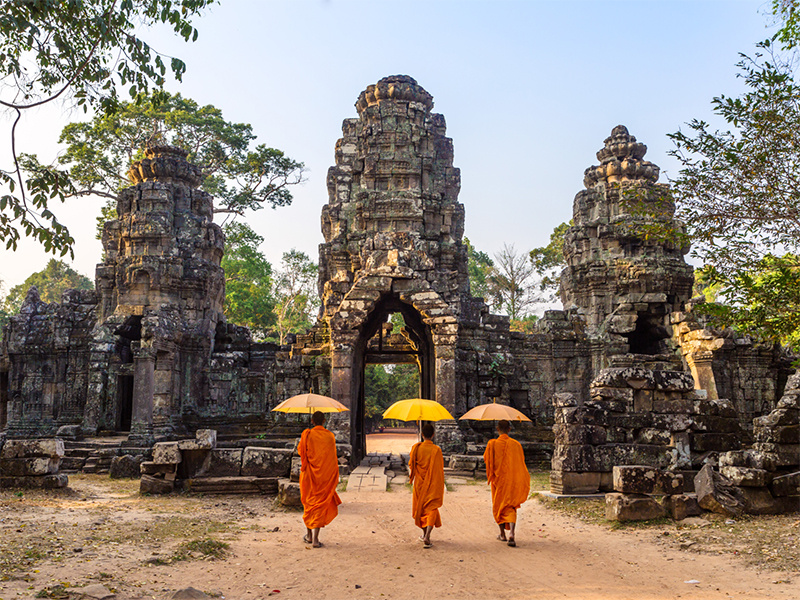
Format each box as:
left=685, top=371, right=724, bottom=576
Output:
left=365, top=432, right=417, bottom=455
left=1, top=475, right=797, bottom=600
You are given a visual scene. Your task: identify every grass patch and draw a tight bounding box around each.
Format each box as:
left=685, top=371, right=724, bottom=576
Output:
left=35, top=585, right=69, bottom=599
left=172, top=538, right=230, bottom=562
left=529, top=470, right=550, bottom=491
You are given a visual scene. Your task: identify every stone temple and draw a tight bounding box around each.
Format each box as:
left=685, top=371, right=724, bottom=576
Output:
left=0, top=76, right=795, bottom=497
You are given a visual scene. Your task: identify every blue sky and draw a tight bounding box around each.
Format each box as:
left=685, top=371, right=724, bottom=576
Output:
left=0, top=0, right=777, bottom=294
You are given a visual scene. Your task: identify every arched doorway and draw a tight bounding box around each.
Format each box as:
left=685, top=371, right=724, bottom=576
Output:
left=351, top=295, right=434, bottom=460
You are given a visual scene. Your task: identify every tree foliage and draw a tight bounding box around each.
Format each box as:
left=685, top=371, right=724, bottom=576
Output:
left=1, top=259, right=93, bottom=315
left=464, top=237, right=494, bottom=300
left=667, top=6, right=800, bottom=349
left=221, top=222, right=275, bottom=340
left=47, top=93, right=305, bottom=238
left=364, top=363, right=420, bottom=430
left=1, top=0, right=216, bottom=256
left=529, top=221, right=569, bottom=301
left=272, top=249, right=319, bottom=345
left=488, top=244, right=539, bottom=321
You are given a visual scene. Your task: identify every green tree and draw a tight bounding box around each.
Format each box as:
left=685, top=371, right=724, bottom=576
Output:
left=488, top=244, right=539, bottom=320
left=272, top=250, right=319, bottom=345
left=221, top=222, right=276, bottom=340
left=364, top=363, right=420, bottom=431
left=36, top=93, right=305, bottom=239
left=464, top=237, right=494, bottom=300
left=2, top=259, right=93, bottom=314
left=662, top=4, right=800, bottom=349
left=1, top=0, right=216, bottom=256
left=529, top=221, right=569, bottom=302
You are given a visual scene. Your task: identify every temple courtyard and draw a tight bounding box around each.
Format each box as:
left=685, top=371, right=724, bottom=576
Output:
left=0, top=472, right=796, bottom=600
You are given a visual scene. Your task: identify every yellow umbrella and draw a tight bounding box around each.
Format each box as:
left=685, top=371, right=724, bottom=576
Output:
left=382, top=398, right=454, bottom=422
left=272, top=393, right=349, bottom=414
left=459, top=399, right=531, bottom=422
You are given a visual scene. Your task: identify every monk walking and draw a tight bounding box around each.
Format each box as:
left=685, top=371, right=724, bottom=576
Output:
left=483, top=419, right=530, bottom=547
left=298, top=411, right=342, bottom=548
left=408, top=423, right=445, bottom=549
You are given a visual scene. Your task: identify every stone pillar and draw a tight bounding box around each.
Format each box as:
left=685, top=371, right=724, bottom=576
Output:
left=686, top=350, right=719, bottom=400
left=129, top=352, right=155, bottom=443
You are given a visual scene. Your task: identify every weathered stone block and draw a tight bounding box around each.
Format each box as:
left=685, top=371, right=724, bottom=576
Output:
left=694, top=464, right=744, bottom=517
left=739, top=487, right=786, bottom=515
left=449, top=455, right=478, bottom=470
left=656, top=471, right=684, bottom=495
left=0, top=439, right=65, bottom=459
left=110, top=455, right=144, bottom=479
left=140, top=461, right=176, bottom=476
left=549, top=471, right=601, bottom=494
left=635, top=429, right=671, bottom=446
left=661, top=493, right=701, bottom=520
left=152, top=442, right=182, bottom=465
left=553, top=424, right=607, bottom=446
left=55, top=425, right=82, bottom=439
left=0, top=457, right=59, bottom=477
left=720, top=466, right=768, bottom=488
left=140, top=474, right=174, bottom=495
left=605, top=493, right=666, bottom=521
left=291, top=456, right=302, bottom=482
left=177, top=429, right=217, bottom=451
left=613, top=465, right=658, bottom=494
left=689, top=432, right=740, bottom=453
left=770, top=471, right=800, bottom=497
left=241, top=447, right=293, bottom=478
left=278, top=478, right=302, bottom=507
left=0, top=474, right=68, bottom=489
left=202, top=448, right=243, bottom=477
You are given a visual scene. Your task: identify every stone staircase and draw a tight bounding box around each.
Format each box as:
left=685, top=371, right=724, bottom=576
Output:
left=60, top=437, right=151, bottom=474
left=346, top=452, right=408, bottom=492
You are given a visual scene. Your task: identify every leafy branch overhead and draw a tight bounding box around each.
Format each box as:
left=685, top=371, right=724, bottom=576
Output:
left=0, top=0, right=216, bottom=255
left=48, top=93, right=305, bottom=241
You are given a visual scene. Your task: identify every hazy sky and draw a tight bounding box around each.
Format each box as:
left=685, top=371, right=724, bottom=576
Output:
left=0, top=0, right=776, bottom=294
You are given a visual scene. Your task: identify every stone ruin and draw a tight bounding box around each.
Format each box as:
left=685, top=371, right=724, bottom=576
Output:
left=0, top=76, right=796, bottom=511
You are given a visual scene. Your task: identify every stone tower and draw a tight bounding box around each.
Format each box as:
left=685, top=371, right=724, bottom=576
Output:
left=318, top=75, right=467, bottom=454
left=86, top=145, right=226, bottom=442
left=559, top=126, right=694, bottom=370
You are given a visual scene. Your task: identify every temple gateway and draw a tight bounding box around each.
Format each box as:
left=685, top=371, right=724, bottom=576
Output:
left=0, top=76, right=795, bottom=495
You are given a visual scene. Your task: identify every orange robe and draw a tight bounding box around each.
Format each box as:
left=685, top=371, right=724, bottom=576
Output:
left=298, top=425, right=342, bottom=529
left=484, top=434, right=530, bottom=528
left=409, top=439, right=445, bottom=529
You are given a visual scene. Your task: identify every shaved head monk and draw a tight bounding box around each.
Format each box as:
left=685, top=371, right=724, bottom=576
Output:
left=298, top=411, right=342, bottom=548
left=408, top=423, right=445, bottom=549
left=483, top=419, right=530, bottom=547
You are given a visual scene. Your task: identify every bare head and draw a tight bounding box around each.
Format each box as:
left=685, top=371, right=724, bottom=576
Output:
left=312, top=410, right=325, bottom=426
left=421, top=423, right=435, bottom=440
left=497, top=419, right=510, bottom=434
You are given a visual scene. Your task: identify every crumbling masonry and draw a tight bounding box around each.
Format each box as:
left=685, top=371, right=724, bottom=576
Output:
left=0, top=78, right=795, bottom=502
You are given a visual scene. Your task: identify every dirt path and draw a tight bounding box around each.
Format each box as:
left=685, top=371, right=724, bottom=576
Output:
left=1, top=479, right=795, bottom=600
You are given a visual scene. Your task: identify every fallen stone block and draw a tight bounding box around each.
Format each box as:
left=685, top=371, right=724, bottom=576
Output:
left=720, top=466, right=769, bottom=488
left=241, top=447, right=293, bottom=478
left=140, top=474, right=174, bottom=495
left=183, top=476, right=278, bottom=495
left=152, top=442, right=182, bottom=465
left=656, top=471, right=684, bottom=495
left=171, top=587, right=210, bottom=600
left=661, top=493, right=701, bottom=521
left=140, top=461, right=176, bottom=476
left=177, top=429, right=217, bottom=451
left=605, top=492, right=666, bottom=521
left=770, top=471, right=800, bottom=497
left=278, top=478, right=302, bottom=507
left=0, top=439, right=64, bottom=459
left=55, top=425, right=83, bottom=440
left=549, top=471, right=601, bottom=494
left=448, top=454, right=478, bottom=471
left=290, top=456, right=302, bottom=482
left=0, top=457, right=59, bottom=477
left=694, top=464, right=744, bottom=518
left=739, top=487, right=786, bottom=515
left=201, top=448, right=243, bottom=477
left=0, top=474, right=68, bottom=489
left=110, top=454, right=144, bottom=479
left=66, top=583, right=115, bottom=600
left=613, top=465, right=658, bottom=494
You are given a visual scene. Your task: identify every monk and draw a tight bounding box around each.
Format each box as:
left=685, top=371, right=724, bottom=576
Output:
left=408, top=423, right=445, bottom=549
left=298, top=411, right=342, bottom=548
left=483, top=419, right=530, bottom=547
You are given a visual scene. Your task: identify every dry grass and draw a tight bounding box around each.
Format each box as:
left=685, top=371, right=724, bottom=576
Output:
left=536, top=495, right=800, bottom=573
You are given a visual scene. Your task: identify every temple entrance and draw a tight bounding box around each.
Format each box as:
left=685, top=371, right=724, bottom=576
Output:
left=352, top=296, right=434, bottom=460
left=117, top=375, right=134, bottom=432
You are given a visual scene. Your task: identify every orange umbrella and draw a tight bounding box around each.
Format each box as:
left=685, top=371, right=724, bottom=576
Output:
left=272, top=393, right=349, bottom=414
left=459, top=399, right=531, bottom=422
